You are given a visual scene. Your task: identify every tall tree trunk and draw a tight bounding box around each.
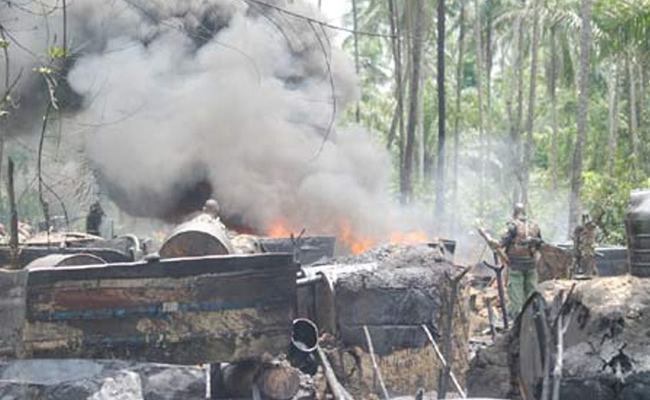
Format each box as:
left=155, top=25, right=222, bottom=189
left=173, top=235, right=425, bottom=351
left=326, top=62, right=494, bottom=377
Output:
left=513, top=7, right=525, bottom=204
left=607, top=62, right=619, bottom=175
left=522, top=4, right=540, bottom=205
left=402, top=0, right=426, bottom=203
left=452, top=1, right=465, bottom=233
left=0, top=26, right=10, bottom=196
left=388, top=0, right=406, bottom=197
left=474, top=0, right=485, bottom=217
left=506, top=17, right=519, bottom=188
left=628, top=55, right=639, bottom=169
left=549, top=27, right=560, bottom=189
left=568, top=0, right=592, bottom=235
left=417, top=72, right=426, bottom=181
left=485, top=0, right=493, bottom=158
left=352, top=0, right=361, bottom=123
left=435, top=0, right=446, bottom=223
left=640, top=62, right=648, bottom=171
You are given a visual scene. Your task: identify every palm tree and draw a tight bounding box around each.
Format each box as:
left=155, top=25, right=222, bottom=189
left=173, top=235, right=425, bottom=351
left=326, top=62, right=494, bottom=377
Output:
left=522, top=2, right=540, bottom=205
left=402, top=0, right=426, bottom=203
left=452, top=0, right=466, bottom=230
left=435, top=0, right=447, bottom=221
left=569, top=0, right=592, bottom=233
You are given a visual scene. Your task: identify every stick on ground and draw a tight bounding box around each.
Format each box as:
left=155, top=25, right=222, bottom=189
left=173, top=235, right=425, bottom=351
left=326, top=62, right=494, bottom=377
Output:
left=421, top=324, right=466, bottom=398
left=316, top=345, right=350, bottom=400
left=363, top=325, right=390, bottom=400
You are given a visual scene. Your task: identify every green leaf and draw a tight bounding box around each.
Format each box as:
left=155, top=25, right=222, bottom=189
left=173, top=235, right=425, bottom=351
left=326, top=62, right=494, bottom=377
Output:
left=47, top=46, right=68, bottom=59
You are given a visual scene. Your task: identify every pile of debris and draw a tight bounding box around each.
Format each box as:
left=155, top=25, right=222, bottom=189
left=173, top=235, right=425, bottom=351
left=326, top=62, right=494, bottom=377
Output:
left=467, top=276, right=650, bottom=400
left=0, top=360, right=206, bottom=399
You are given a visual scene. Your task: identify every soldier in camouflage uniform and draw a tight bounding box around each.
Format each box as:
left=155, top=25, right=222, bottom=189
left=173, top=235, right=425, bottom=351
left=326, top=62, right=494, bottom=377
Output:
left=492, top=203, right=543, bottom=319
left=573, top=212, right=597, bottom=276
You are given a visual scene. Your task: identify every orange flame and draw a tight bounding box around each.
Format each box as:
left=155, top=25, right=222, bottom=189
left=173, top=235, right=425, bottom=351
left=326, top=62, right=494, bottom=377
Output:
left=267, top=217, right=295, bottom=238
left=338, top=221, right=374, bottom=255
left=389, top=230, right=429, bottom=245
left=267, top=216, right=430, bottom=255
left=339, top=221, right=431, bottom=255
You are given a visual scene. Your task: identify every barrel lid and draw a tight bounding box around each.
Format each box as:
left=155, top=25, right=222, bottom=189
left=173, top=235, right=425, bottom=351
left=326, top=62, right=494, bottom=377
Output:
left=627, top=189, right=650, bottom=218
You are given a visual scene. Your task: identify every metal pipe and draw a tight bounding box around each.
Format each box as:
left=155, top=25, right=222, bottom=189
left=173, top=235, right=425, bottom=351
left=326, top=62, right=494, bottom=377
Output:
left=296, top=274, right=323, bottom=287
left=291, top=318, right=319, bottom=353
left=118, top=234, right=142, bottom=260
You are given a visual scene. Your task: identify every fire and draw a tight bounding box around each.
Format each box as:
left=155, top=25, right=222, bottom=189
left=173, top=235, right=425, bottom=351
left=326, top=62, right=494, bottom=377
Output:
left=338, top=221, right=374, bottom=255
left=338, top=222, right=429, bottom=255
left=267, top=217, right=295, bottom=238
left=267, top=217, right=431, bottom=255
left=389, top=230, right=430, bottom=245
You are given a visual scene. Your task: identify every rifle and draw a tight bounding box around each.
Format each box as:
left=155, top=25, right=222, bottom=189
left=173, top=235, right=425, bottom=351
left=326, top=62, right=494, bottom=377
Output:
left=477, top=227, right=510, bottom=266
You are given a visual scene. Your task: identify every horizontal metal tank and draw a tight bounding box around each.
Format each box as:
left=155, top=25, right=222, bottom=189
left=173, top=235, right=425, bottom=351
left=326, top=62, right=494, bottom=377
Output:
left=25, top=254, right=106, bottom=270
left=625, top=189, right=650, bottom=277
left=159, top=217, right=234, bottom=259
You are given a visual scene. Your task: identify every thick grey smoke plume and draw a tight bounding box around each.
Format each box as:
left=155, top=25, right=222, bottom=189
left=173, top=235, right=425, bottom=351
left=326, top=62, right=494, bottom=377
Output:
left=2, top=0, right=432, bottom=240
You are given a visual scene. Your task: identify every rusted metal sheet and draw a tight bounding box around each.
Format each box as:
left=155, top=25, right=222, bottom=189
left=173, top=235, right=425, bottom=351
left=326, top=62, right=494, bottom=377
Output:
left=538, top=244, right=572, bottom=282
left=22, top=253, right=297, bottom=364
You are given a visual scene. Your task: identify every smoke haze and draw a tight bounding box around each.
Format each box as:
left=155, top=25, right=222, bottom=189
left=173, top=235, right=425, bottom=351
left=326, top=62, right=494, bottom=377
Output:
left=1, top=0, right=434, bottom=241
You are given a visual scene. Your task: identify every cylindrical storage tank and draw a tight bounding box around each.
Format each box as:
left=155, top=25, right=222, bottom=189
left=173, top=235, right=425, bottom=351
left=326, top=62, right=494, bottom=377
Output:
left=159, top=220, right=234, bottom=259
left=25, top=253, right=106, bottom=270
left=625, top=189, right=650, bottom=277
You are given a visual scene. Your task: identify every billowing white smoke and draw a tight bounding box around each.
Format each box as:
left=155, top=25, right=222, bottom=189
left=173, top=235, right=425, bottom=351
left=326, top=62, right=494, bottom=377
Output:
left=2, top=0, right=432, bottom=240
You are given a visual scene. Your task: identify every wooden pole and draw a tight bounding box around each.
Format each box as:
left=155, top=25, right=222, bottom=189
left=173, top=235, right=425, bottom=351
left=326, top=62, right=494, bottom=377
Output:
left=437, top=266, right=470, bottom=399
left=7, top=157, right=19, bottom=269
left=316, top=346, right=348, bottom=400
left=421, top=325, right=466, bottom=398
left=363, top=325, right=390, bottom=400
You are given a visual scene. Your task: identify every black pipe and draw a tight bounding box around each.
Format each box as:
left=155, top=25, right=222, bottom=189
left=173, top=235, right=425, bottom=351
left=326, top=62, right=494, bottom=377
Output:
left=288, top=318, right=319, bottom=375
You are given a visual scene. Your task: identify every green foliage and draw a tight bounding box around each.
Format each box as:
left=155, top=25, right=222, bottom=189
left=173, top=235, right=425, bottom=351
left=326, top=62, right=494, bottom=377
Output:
left=47, top=46, right=68, bottom=60
left=582, top=160, right=650, bottom=244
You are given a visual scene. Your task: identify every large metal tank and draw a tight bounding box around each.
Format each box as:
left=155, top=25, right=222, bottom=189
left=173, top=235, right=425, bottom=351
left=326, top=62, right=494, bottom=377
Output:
left=25, top=254, right=106, bottom=270
left=159, top=218, right=234, bottom=259
left=625, top=189, right=650, bottom=277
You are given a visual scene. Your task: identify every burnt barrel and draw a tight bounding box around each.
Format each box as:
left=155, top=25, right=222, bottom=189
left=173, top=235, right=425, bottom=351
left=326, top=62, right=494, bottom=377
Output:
left=625, top=189, right=650, bottom=277
left=159, top=219, right=234, bottom=259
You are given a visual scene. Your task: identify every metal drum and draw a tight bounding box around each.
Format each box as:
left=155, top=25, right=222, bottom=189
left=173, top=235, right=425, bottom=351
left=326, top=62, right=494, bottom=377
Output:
left=25, top=254, right=106, bottom=270
left=159, top=219, right=234, bottom=259
left=625, top=189, right=650, bottom=277
left=518, top=292, right=550, bottom=400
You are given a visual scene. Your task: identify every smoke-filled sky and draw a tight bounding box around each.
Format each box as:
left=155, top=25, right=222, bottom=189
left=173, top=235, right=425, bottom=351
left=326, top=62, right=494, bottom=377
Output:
left=1, top=0, right=433, bottom=241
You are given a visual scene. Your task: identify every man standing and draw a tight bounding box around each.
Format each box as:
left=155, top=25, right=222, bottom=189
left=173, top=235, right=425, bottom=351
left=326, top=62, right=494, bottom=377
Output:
left=490, top=203, right=542, bottom=319
left=86, top=201, right=105, bottom=237
left=573, top=212, right=597, bottom=277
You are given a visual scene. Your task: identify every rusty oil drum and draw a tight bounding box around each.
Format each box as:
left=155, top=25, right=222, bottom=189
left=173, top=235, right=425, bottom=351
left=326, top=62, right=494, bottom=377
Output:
left=25, top=253, right=107, bottom=270
left=625, top=189, right=650, bottom=277
left=159, top=219, right=234, bottom=259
